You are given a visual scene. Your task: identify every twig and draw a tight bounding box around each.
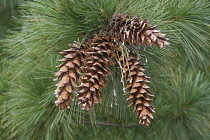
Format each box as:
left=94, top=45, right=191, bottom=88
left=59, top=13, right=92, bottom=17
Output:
left=84, top=121, right=140, bottom=128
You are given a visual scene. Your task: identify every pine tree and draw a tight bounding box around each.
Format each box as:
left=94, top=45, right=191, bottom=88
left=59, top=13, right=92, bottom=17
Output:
left=0, top=0, right=210, bottom=140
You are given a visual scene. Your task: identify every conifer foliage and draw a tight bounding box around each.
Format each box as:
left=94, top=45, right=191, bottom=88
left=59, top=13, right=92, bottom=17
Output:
left=1, top=0, right=210, bottom=139
left=54, top=14, right=169, bottom=125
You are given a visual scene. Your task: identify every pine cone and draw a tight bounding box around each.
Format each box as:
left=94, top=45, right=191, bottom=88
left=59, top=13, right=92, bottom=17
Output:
left=53, top=13, right=169, bottom=126
left=119, top=51, right=155, bottom=126
left=54, top=44, right=85, bottom=109
left=77, top=34, right=118, bottom=110
left=110, top=13, right=169, bottom=48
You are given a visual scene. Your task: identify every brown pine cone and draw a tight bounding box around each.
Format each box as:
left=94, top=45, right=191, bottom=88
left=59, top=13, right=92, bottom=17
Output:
left=54, top=43, right=85, bottom=109
left=110, top=13, right=169, bottom=48
left=77, top=34, right=118, bottom=110
left=119, top=51, right=155, bottom=126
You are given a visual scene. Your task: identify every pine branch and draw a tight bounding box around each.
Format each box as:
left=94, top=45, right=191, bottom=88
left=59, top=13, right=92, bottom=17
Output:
left=84, top=121, right=140, bottom=127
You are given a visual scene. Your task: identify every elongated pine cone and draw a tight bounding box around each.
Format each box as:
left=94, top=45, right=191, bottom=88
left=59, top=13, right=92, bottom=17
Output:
left=110, top=13, right=169, bottom=48
left=54, top=44, right=85, bottom=109
left=119, top=51, right=155, bottom=126
left=77, top=34, right=118, bottom=110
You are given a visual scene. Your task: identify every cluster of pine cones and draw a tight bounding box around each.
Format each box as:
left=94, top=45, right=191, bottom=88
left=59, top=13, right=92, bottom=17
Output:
left=53, top=13, right=169, bottom=126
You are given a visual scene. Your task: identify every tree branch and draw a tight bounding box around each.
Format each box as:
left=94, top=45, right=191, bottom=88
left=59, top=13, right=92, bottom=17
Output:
left=84, top=121, right=140, bottom=127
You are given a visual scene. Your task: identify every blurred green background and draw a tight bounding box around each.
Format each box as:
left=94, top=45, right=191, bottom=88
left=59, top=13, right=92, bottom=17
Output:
left=0, top=0, right=19, bottom=41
